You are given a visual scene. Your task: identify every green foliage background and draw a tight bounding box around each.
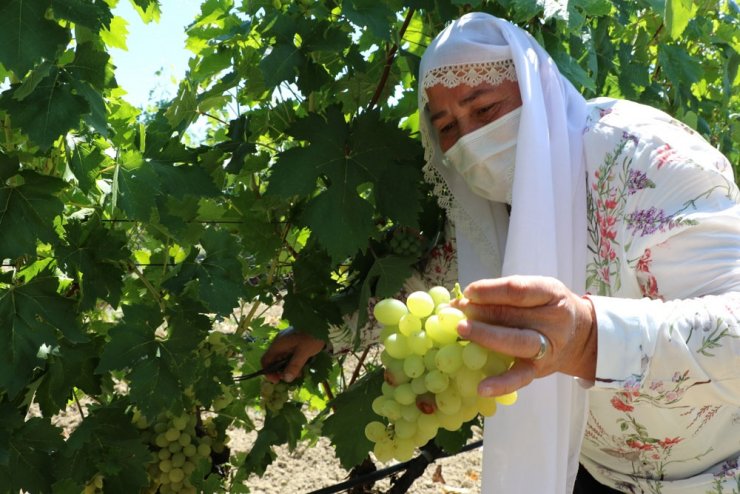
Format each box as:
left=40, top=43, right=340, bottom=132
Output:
left=0, top=0, right=737, bottom=492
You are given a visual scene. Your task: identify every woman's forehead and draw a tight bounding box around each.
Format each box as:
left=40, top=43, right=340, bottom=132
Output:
left=425, top=80, right=519, bottom=111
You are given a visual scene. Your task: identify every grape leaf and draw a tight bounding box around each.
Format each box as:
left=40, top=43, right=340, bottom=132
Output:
left=69, top=42, right=112, bottom=90
left=301, top=186, right=375, bottom=264
left=36, top=341, right=102, bottom=417
left=164, top=229, right=245, bottom=316
left=50, top=0, right=114, bottom=32
left=97, top=304, right=163, bottom=372
left=0, top=274, right=85, bottom=398
left=53, top=401, right=150, bottom=494
left=67, top=142, right=107, bottom=194
left=57, top=215, right=129, bottom=311
left=128, top=357, right=184, bottom=418
left=659, top=45, right=702, bottom=88
left=241, top=428, right=279, bottom=477
left=342, top=0, right=394, bottom=38
left=323, top=369, right=384, bottom=469
left=114, top=152, right=160, bottom=221
left=0, top=69, right=89, bottom=150
left=434, top=419, right=476, bottom=453
left=665, top=0, right=698, bottom=39
left=260, top=42, right=304, bottom=88
left=0, top=167, right=66, bottom=259
left=6, top=417, right=64, bottom=493
left=0, top=0, right=70, bottom=77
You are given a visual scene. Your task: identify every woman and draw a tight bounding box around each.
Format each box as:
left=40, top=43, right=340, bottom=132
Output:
left=264, top=12, right=740, bottom=493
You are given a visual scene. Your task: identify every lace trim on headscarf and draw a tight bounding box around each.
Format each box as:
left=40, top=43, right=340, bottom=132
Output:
left=418, top=60, right=516, bottom=272
left=420, top=60, right=517, bottom=104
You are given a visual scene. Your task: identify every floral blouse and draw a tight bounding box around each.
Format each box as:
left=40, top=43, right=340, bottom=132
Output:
left=330, top=98, right=740, bottom=493
left=581, top=98, right=740, bottom=493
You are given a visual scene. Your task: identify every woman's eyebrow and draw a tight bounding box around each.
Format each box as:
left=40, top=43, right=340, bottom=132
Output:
left=429, top=87, right=497, bottom=124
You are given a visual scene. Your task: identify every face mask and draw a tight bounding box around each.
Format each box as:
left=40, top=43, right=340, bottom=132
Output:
left=442, top=107, right=521, bottom=203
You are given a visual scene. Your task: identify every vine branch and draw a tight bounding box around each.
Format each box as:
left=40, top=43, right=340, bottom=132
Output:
left=368, top=8, right=416, bottom=110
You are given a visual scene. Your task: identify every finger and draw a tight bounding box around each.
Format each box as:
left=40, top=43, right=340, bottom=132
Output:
left=281, top=350, right=313, bottom=383
left=457, top=319, right=544, bottom=360
left=463, top=276, right=558, bottom=307
left=457, top=300, right=554, bottom=330
left=478, top=359, right=535, bottom=397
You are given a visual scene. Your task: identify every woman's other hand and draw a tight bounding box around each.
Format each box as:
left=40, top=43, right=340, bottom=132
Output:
left=260, top=327, right=326, bottom=384
left=453, top=275, right=597, bottom=397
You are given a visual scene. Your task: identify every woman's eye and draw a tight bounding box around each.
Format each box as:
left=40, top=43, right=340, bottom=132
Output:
left=438, top=121, right=456, bottom=135
left=476, top=103, right=496, bottom=116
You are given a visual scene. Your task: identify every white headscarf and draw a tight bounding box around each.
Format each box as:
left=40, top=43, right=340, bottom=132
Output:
left=419, top=12, right=590, bottom=493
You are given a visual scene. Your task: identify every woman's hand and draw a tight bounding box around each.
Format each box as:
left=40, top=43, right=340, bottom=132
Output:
left=260, top=327, right=326, bottom=384
left=452, top=275, right=597, bottom=397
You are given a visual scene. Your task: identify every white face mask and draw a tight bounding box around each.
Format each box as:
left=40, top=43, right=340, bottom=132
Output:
left=442, top=107, right=521, bottom=203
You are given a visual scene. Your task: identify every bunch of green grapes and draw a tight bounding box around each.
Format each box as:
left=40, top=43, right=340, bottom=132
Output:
left=388, top=227, right=424, bottom=258
left=132, top=410, right=216, bottom=494
left=365, top=285, right=517, bottom=463
left=260, top=380, right=290, bottom=413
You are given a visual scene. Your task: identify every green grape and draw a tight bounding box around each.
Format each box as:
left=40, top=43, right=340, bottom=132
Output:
left=171, top=452, right=186, bottom=468
left=495, top=391, right=518, bottom=406
left=435, top=387, right=462, bottom=416
left=365, top=421, right=388, bottom=442
left=182, top=444, right=197, bottom=457
left=454, top=366, right=484, bottom=398
left=196, top=443, right=211, bottom=458
left=171, top=414, right=188, bottom=431
left=177, top=432, right=191, bottom=447
left=168, top=468, right=185, bottom=484
left=381, top=382, right=395, bottom=397
left=425, top=315, right=457, bottom=346
left=408, top=330, right=432, bottom=355
left=393, top=438, right=416, bottom=462
left=436, top=409, right=464, bottom=431
left=381, top=399, right=402, bottom=421
left=159, top=459, right=173, bottom=473
left=428, top=286, right=451, bottom=307
left=416, top=413, right=440, bottom=439
left=424, top=369, right=449, bottom=394
left=373, top=438, right=395, bottom=463
left=437, top=306, right=465, bottom=331
left=423, top=347, right=439, bottom=370
left=384, top=333, right=411, bottom=359
left=393, top=383, right=417, bottom=406
left=402, top=354, right=425, bottom=379
left=401, top=403, right=421, bottom=422
left=483, top=351, right=512, bottom=376
left=462, top=341, right=488, bottom=370
left=406, top=291, right=435, bottom=318
left=158, top=448, right=171, bottom=460
left=379, top=324, right=398, bottom=341
left=374, top=298, right=408, bottom=326
left=372, top=396, right=387, bottom=416
left=461, top=405, right=479, bottom=423
left=410, top=375, right=428, bottom=395
left=477, top=396, right=498, bottom=417
left=383, top=357, right=410, bottom=385
left=155, top=433, right=169, bottom=448
left=435, top=344, right=463, bottom=374
left=393, top=419, right=417, bottom=439
left=398, top=314, right=422, bottom=336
